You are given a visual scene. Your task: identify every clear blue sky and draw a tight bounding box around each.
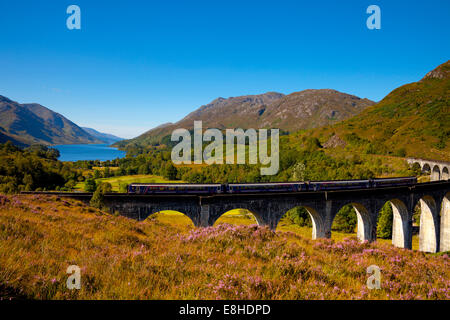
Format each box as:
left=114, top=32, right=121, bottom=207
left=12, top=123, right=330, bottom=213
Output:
left=0, top=0, right=449, bottom=138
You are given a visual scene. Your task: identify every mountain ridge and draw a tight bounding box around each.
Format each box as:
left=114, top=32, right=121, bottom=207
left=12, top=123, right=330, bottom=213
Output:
left=81, top=127, right=124, bottom=144
left=0, top=95, right=103, bottom=147
left=115, top=89, right=374, bottom=149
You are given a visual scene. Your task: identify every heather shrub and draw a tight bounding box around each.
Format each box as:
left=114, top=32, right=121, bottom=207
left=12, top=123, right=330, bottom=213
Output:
left=0, top=194, right=448, bottom=300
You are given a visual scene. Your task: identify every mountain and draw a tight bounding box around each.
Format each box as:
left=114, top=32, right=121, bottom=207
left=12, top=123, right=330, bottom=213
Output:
left=81, top=127, right=123, bottom=144
left=115, top=90, right=374, bottom=149
left=312, top=60, right=450, bottom=161
left=0, top=95, right=103, bottom=147
left=258, top=89, right=374, bottom=130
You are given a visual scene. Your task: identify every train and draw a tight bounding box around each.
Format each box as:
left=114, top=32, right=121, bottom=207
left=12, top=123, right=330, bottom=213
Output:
left=127, top=176, right=417, bottom=194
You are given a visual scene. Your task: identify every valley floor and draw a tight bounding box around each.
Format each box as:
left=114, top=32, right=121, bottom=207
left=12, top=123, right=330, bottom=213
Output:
left=0, top=194, right=448, bottom=300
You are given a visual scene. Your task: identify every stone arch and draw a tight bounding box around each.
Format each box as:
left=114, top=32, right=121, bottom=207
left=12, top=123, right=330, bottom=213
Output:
left=431, top=165, right=441, bottom=181
left=275, top=205, right=325, bottom=239
left=422, top=163, right=431, bottom=174
left=440, top=192, right=450, bottom=252
left=442, top=167, right=449, bottom=180
left=411, top=162, right=422, bottom=173
left=417, top=195, right=440, bottom=252
left=212, top=208, right=260, bottom=226
left=331, top=202, right=374, bottom=242
left=307, top=207, right=326, bottom=239
left=103, top=196, right=203, bottom=227
left=211, top=207, right=264, bottom=227
left=389, top=199, right=412, bottom=249
left=141, top=208, right=197, bottom=227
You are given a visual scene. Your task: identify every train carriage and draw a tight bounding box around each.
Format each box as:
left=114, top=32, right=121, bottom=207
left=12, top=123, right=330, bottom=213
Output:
left=128, top=183, right=222, bottom=194
left=371, top=177, right=417, bottom=187
left=308, top=179, right=370, bottom=191
left=226, top=182, right=307, bottom=193
left=127, top=177, right=418, bottom=195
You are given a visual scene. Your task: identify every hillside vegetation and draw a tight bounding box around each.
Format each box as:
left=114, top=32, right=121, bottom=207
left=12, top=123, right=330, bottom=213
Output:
left=0, top=195, right=448, bottom=300
left=307, top=60, right=450, bottom=161
left=0, top=142, right=82, bottom=194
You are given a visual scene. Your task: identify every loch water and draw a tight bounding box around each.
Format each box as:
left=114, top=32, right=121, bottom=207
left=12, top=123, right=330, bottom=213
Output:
left=53, top=144, right=126, bottom=162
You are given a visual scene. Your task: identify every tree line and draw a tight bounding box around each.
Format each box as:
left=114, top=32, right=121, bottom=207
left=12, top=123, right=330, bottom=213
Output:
left=0, top=142, right=81, bottom=193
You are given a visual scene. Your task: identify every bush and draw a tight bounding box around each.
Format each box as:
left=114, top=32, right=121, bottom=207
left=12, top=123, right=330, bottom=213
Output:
left=377, top=202, right=393, bottom=239
left=84, top=178, right=97, bottom=192
left=284, top=207, right=312, bottom=227
left=332, top=205, right=357, bottom=233
left=64, top=180, right=76, bottom=189
left=119, top=182, right=128, bottom=193
left=395, top=148, right=407, bottom=157
left=410, top=163, right=422, bottom=176
left=90, top=182, right=112, bottom=209
left=163, top=163, right=177, bottom=180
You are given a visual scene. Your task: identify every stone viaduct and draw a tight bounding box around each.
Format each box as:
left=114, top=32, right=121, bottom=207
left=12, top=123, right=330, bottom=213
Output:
left=407, top=158, right=450, bottom=181
left=30, top=180, right=450, bottom=253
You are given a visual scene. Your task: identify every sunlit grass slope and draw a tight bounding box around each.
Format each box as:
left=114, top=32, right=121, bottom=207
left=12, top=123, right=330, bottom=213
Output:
left=0, top=195, right=448, bottom=300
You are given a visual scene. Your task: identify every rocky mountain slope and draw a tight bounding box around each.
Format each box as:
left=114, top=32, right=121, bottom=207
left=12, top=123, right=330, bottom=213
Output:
left=116, top=90, right=374, bottom=149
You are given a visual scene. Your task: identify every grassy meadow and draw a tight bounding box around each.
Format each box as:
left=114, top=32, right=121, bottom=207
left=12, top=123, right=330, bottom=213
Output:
left=0, top=194, right=448, bottom=300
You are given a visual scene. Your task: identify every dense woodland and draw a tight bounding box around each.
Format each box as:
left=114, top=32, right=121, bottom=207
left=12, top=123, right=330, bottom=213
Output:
left=0, top=142, right=81, bottom=194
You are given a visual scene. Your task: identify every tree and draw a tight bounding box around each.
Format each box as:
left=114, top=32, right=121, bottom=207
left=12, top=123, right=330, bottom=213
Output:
left=138, top=164, right=149, bottom=175
left=22, top=174, right=33, bottom=189
left=377, top=202, right=393, bottom=239
left=410, top=163, right=422, bottom=176
left=284, top=207, right=312, bottom=227
left=164, top=163, right=177, bottom=180
left=332, top=205, right=357, bottom=233
left=103, top=167, right=111, bottom=178
left=65, top=179, right=76, bottom=190
left=291, top=162, right=307, bottom=181
left=90, top=182, right=112, bottom=209
left=46, top=148, right=60, bottom=161
left=2, top=141, right=19, bottom=153
left=305, top=137, right=322, bottom=151
left=93, top=169, right=101, bottom=179
left=119, top=182, right=128, bottom=193
left=84, top=178, right=97, bottom=192
left=395, top=148, right=407, bottom=157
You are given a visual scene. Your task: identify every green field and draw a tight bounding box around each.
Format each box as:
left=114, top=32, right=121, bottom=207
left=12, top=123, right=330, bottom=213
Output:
left=75, top=174, right=182, bottom=192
